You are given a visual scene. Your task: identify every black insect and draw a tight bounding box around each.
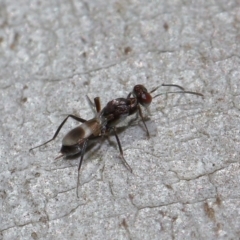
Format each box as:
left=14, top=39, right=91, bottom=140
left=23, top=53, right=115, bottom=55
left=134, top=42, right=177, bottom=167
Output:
left=30, top=83, right=203, bottom=196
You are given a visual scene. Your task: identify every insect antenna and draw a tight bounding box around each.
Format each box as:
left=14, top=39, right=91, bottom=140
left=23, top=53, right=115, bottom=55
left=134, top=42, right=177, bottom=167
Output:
left=149, top=84, right=185, bottom=94
left=86, top=95, right=97, bottom=113
left=153, top=90, right=203, bottom=98
left=151, top=83, right=203, bottom=98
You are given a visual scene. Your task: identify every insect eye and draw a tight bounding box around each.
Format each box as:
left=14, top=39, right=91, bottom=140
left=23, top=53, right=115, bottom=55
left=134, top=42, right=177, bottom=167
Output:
left=133, top=85, right=152, bottom=107
left=139, top=92, right=152, bottom=107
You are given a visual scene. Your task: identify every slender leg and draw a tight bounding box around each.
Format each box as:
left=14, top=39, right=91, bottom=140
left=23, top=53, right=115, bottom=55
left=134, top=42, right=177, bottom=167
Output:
left=127, top=92, right=132, bottom=99
left=77, top=139, right=88, bottom=198
left=29, top=115, right=87, bottom=151
left=113, top=128, right=132, bottom=173
left=137, top=105, right=150, bottom=138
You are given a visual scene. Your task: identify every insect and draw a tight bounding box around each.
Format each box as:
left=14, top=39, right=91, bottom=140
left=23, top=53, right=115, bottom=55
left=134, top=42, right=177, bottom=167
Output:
left=30, top=83, right=203, bottom=196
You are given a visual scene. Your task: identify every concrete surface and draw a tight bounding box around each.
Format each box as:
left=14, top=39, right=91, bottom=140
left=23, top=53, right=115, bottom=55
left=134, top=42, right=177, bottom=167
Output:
left=0, top=0, right=240, bottom=239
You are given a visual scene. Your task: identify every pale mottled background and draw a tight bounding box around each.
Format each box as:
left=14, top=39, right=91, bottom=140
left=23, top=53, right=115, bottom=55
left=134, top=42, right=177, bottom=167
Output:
left=0, top=0, right=240, bottom=239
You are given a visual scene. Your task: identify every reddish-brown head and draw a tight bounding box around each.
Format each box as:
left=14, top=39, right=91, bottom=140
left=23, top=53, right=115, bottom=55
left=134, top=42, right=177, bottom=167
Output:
left=132, top=85, right=152, bottom=107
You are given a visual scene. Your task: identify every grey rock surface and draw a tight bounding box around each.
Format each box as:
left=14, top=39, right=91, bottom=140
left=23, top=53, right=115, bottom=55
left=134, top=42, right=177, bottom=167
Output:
left=0, top=0, right=239, bottom=239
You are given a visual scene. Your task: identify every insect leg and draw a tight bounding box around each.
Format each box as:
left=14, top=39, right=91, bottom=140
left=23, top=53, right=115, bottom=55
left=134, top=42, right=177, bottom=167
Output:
left=127, top=92, right=132, bottom=99
left=137, top=105, right=150, bottom=138
left=29, top=115, right=87, bottom=151
left=77, top=139, right=89, bottom=198
left=113, top=127, right=132, bottom=173
left=150, top=84, right=185, bottom=94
